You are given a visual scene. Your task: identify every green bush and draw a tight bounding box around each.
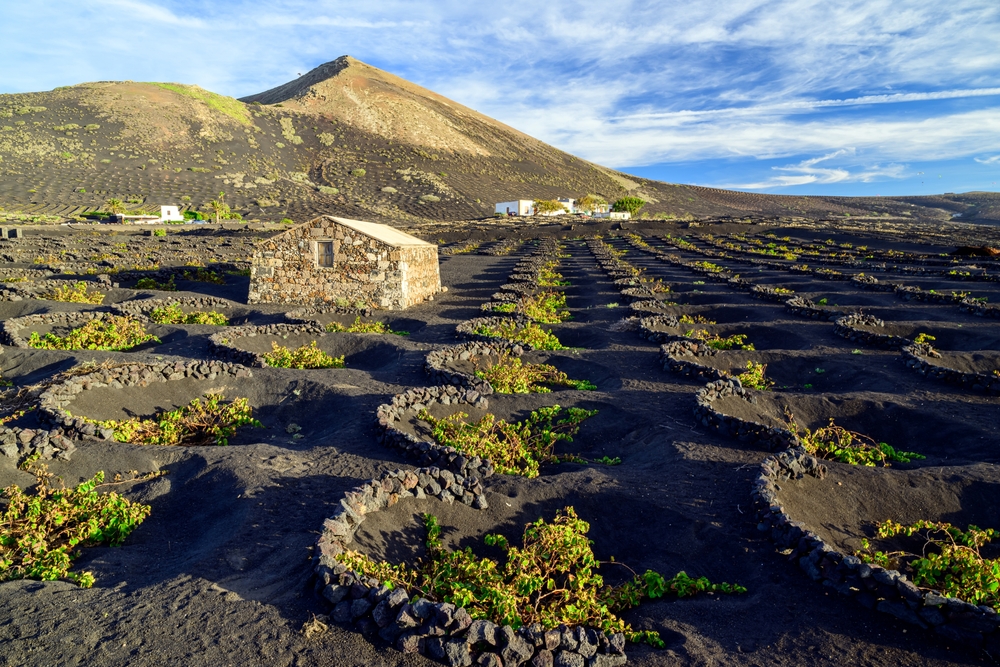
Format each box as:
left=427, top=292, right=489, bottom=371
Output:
left=337, top=507, right=746, bottom=647
left=611, top=197, right=646, bottom=216
left=786, top=413, right=923, bottom=466
left=472, top=320, right=567, bottom=350
left=350, top=169, right=366, bottom=177
left=0, top=456, right=151, bottom=588
left=685, top=329, right=754, bottom=350
left=135, top=275, right=177, bottom=291
left=325, top=316, right=407, bottom=335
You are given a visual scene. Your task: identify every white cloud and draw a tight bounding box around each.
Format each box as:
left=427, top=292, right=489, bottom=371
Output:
left=96, top=0, right=206, bottom=28
left=723, top=150, right=907, bottom=189
left=975, top=155, right=1000, bottom=164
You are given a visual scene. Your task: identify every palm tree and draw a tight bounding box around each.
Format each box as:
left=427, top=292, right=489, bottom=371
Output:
left=205, top=192, right=231, bottom=224
left=105, top=198, right=126, bottom=215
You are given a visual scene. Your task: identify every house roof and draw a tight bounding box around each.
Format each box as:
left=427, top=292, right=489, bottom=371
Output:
left=325, top=216, right=434, bottom=247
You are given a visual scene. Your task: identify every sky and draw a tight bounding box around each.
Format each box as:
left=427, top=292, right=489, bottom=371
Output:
left=2, top=0, right=999, bottom=197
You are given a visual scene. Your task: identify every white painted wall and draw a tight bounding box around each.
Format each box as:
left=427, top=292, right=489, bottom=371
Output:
left=495, top=200, right=536, bottom=216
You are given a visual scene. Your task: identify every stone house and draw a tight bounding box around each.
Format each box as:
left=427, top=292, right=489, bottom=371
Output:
left=248, top=216, right=441, bottom=309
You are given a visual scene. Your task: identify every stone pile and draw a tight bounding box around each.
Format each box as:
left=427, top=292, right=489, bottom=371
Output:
left=902, top=344, right=1000, bottom=394
left=833, top=314, right=911, bottom=350
left=694, top=379, right=798, bottom=451
left=375, top=385, right=494, bottom=492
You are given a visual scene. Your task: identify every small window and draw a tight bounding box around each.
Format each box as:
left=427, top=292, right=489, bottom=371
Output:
left=317, top=241, right=334, bottom=267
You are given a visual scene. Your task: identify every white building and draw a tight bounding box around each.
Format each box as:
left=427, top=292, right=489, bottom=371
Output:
left=495, top=200, right=536, bottom=216
left=159, top=205, right=184, bottom=222
left=495, top=198, right=576, bottom=217
left=592, top=211, right=630, bottom=220
left=556, top=198, right=576, bottom=214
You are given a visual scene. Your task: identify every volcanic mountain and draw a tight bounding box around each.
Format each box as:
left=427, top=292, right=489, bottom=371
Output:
left=0, top=56, right=991, bottom=224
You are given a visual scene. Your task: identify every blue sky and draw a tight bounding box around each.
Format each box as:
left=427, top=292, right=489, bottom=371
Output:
left=2, top=0, right=999, bottom=196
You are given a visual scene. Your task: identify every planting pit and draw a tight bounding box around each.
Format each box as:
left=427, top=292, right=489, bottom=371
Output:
left=776, top=460, right=1000, bottom=557
left=220, top=331, right=411, bottom=371
left=710, top=390, right=995, bottom=462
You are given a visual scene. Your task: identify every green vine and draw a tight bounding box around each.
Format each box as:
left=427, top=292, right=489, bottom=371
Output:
left=337, top=507, right=746, bottom=647
left=475, top=354, right=596, bottom=393
left=262, top=341, right=345, bottom=368
left=28, top=316, right=160, bottom=351
left=786, top=412, right=924, bottom=466
left=472, top=320, right=568, bottom=350
left=858, top=520, right=1000, bottom=609
left=81, top=393, right=261, bottom=446
left=149, top=303, right=228, bottom=325
left=417, top=406, right=597, bottom=477
left=0, top=456, right=152, bottom=587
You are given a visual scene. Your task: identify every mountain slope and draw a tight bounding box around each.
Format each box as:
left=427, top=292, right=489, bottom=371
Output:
left=0, top=57, right=983, bottom=225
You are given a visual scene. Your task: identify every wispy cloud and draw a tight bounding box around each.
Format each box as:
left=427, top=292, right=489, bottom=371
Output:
left=723, top=149, right=907, bottom=189
left=96, top=0, right=206, bottom=28
left=975, top=155, right=1000, bottom=164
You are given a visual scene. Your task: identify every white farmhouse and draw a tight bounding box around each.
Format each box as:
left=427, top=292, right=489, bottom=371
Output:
left=159, top=205, right=184, bottom=222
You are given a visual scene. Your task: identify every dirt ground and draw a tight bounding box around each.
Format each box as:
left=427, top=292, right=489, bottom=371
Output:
left=1, top=221, right=999, bottom=667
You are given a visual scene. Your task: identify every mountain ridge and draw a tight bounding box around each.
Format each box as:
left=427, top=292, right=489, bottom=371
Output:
left=0, top=56, right=994, bottom=225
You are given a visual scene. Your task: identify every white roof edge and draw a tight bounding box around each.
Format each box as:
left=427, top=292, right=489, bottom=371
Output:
left=324, top=216, right=435, bottom=247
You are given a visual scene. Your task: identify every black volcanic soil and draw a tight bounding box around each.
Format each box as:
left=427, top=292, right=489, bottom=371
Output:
left=1, top=220, right=999, bottom=667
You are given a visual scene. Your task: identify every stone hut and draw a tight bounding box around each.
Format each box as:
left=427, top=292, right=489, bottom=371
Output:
left=248, top=216, right=440, bottom=309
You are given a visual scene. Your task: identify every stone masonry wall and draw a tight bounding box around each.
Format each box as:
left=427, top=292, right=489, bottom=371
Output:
left=249, top=218, right=440, bottom=310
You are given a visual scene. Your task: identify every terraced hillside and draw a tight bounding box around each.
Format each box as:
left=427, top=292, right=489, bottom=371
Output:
left=0, top=56, right=988, bottom=224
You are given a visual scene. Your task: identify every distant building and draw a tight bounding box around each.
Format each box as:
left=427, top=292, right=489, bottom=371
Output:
left=495, top=198, right=576, bottom=216
left=115, top=206, right=185, bottom=224
left=556, top=198, right=576, bottom=214
left=248, top=215, right=441, bottom=310
left=159, top=206, right=183, bottom=222
left=495, top=200, right=536, bottom=216
left=592, top=211, right=630, bottom=220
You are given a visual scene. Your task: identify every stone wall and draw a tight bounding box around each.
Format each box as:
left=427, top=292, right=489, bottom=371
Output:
left=249, top=218, right=440, bottom=310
